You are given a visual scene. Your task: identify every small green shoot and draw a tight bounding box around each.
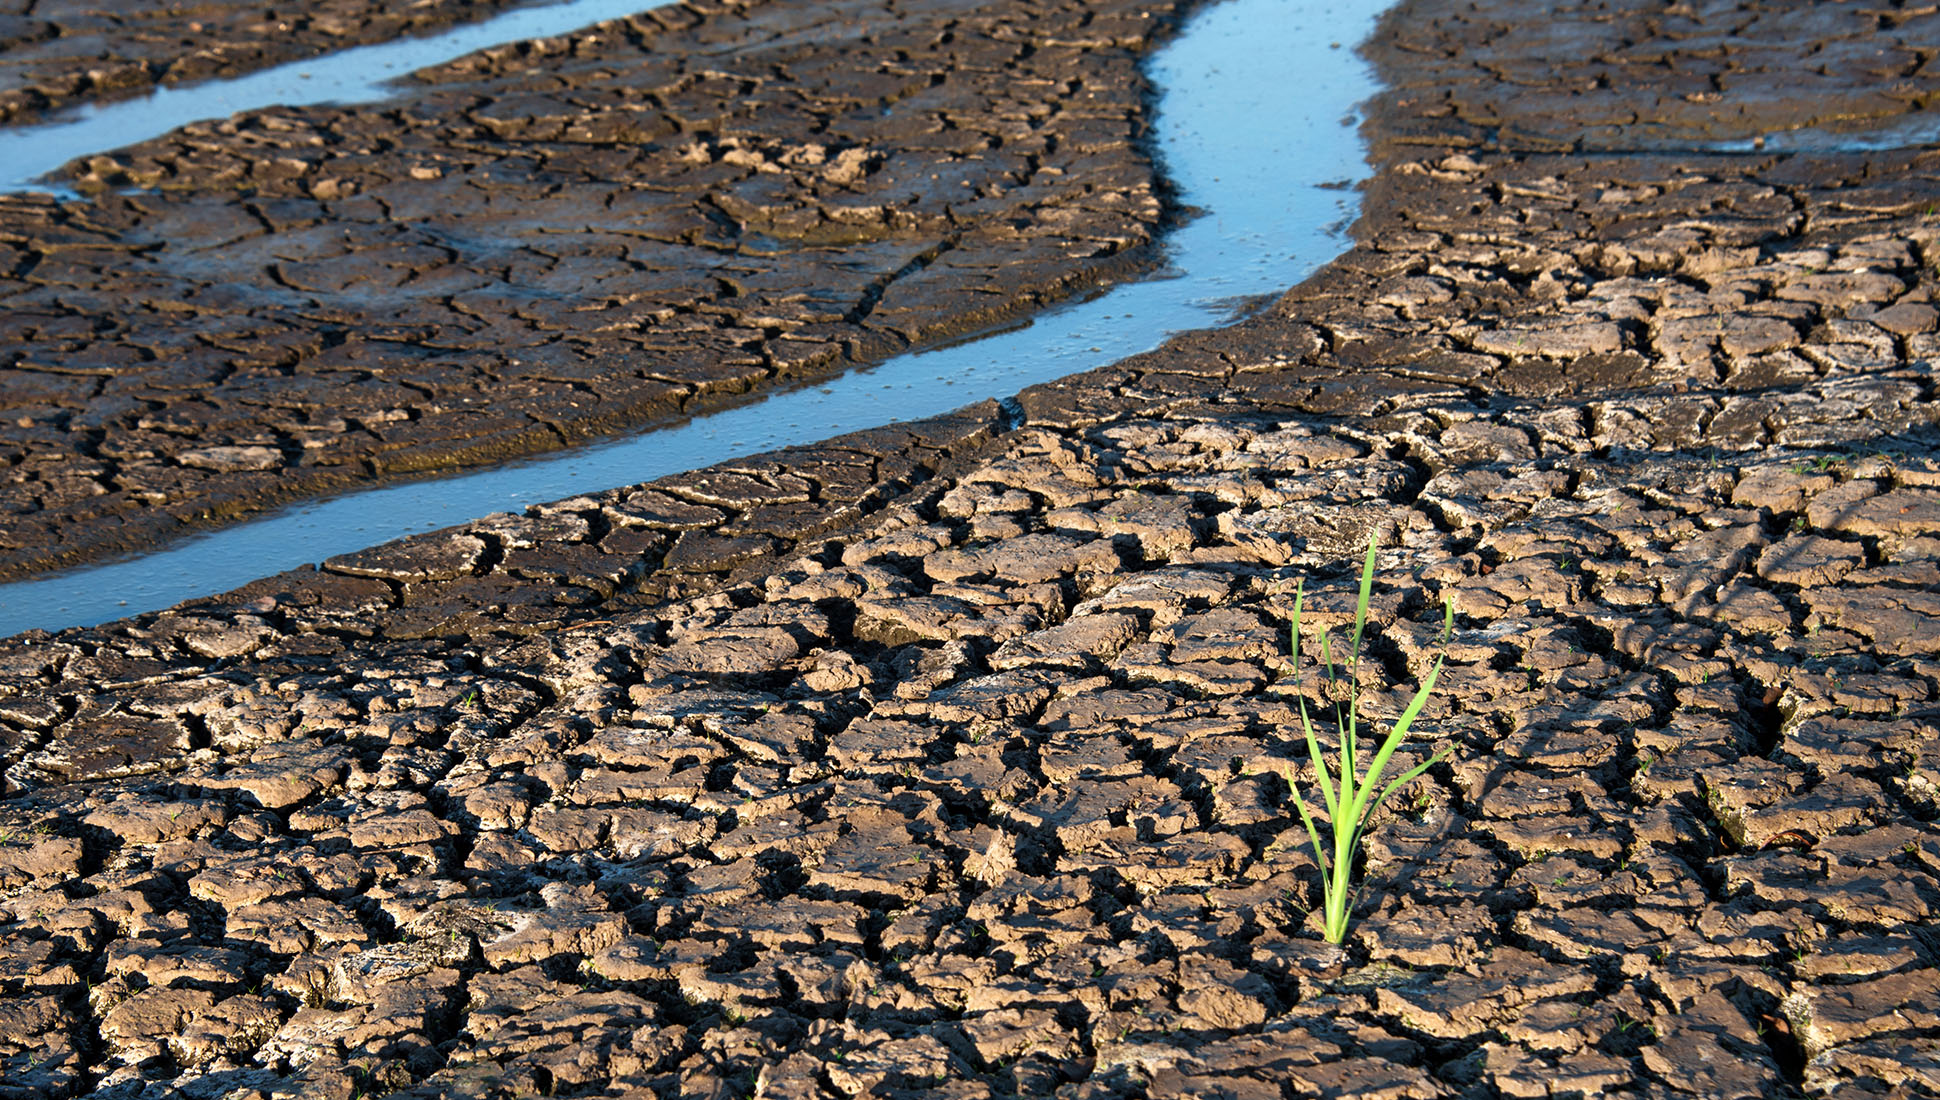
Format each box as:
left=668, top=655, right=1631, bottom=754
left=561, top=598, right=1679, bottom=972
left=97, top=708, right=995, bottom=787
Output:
left=1284, top=534, right=1455, bottom=945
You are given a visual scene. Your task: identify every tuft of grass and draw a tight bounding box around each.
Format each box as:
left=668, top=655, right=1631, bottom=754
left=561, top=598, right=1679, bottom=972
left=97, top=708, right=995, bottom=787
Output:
left=1284, top=534, right=1454, bottom=945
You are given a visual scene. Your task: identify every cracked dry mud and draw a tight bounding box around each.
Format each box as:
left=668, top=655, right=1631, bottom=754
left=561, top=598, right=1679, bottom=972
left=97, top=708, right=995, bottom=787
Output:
left=4, top=0, right=1940, bottom=1097
left=0, top=0, right=1176, bottom=580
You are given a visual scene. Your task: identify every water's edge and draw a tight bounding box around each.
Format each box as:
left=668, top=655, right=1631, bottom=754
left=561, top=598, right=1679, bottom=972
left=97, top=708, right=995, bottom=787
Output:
left=0, top=0, right=1392, bottom=637
left=0, top=0, right=681, bottom=195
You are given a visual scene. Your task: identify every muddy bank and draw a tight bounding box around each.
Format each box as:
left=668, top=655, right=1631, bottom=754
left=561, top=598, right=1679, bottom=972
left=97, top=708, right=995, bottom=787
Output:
left=1363, top=0, right=1940, bottom=156
left=0, top=0, right=1180, bottom=581
left=2, top=0, right=1940, bottom=1096
left=0, top=0, right=586, bottom=126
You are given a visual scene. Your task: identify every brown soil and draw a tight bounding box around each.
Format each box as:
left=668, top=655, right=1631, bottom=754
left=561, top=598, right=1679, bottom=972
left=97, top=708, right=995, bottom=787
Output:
left=3, top=0, right=1940, bottom=1097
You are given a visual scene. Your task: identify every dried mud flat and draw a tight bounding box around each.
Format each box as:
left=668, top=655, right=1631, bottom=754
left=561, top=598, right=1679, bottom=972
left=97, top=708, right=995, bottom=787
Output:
left=4, top=0, right=1940, bottom=1098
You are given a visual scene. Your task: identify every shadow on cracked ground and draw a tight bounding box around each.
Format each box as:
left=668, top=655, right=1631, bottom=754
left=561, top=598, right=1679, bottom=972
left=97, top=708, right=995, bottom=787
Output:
left=3, top=0, right=1940, bottom=1096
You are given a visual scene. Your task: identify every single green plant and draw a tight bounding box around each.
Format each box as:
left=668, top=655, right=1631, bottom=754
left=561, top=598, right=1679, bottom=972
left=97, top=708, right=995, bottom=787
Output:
left=1284, top=534, right=1454, bottom=945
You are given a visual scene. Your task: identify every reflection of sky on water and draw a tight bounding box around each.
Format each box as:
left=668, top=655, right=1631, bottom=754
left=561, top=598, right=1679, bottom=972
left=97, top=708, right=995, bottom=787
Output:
left=1701, top=110, right=1940, bottom=155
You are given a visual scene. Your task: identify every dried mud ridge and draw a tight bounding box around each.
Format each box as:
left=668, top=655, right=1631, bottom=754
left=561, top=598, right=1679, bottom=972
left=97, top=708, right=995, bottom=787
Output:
left=4, top=0, right=1940, bottom=1098
left=0, top=0, right=1180, bottom=580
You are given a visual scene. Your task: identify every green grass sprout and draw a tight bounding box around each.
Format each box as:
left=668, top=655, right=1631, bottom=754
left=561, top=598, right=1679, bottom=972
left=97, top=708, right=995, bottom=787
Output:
left=1284, top=533, right=1454, bottom=945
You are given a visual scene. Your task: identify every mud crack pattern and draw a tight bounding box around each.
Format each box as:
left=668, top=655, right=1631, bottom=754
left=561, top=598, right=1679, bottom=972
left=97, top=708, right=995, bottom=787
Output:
left=3, top=0, right=1940, bottom=1097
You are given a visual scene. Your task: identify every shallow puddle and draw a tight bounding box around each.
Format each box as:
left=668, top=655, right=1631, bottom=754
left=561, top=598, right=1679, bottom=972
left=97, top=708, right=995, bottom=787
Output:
left=1707, top=110, right=1940, bottom=154
left=0, top=0, right=1392, bottom=636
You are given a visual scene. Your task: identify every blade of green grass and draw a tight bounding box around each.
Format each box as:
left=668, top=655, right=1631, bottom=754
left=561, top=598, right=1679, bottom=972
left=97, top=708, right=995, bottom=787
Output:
left=1280, top=531, right=1457, bottom=945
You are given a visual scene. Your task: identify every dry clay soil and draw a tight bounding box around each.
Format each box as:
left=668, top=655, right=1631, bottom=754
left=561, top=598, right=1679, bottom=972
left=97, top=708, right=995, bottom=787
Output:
left=3, top=0, right=1940, bottom=1098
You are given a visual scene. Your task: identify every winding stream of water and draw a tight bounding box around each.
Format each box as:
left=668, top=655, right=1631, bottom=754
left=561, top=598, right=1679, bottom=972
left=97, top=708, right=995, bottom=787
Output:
left=0, top=0, right=1391, bottom=637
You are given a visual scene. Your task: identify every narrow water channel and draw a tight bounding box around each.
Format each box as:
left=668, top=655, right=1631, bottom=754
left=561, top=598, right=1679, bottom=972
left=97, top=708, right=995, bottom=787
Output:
left=0, top=0, right=682, bottom=195
left=0, top=0, right=1393, bottom=638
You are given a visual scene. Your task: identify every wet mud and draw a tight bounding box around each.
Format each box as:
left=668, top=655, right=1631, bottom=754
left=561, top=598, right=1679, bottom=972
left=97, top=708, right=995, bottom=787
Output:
left=3, top=0, right=1940, bottom=1096
left=0, top=0, right=588, bottom=126
left=0, top=0, right=1179, bottom=581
